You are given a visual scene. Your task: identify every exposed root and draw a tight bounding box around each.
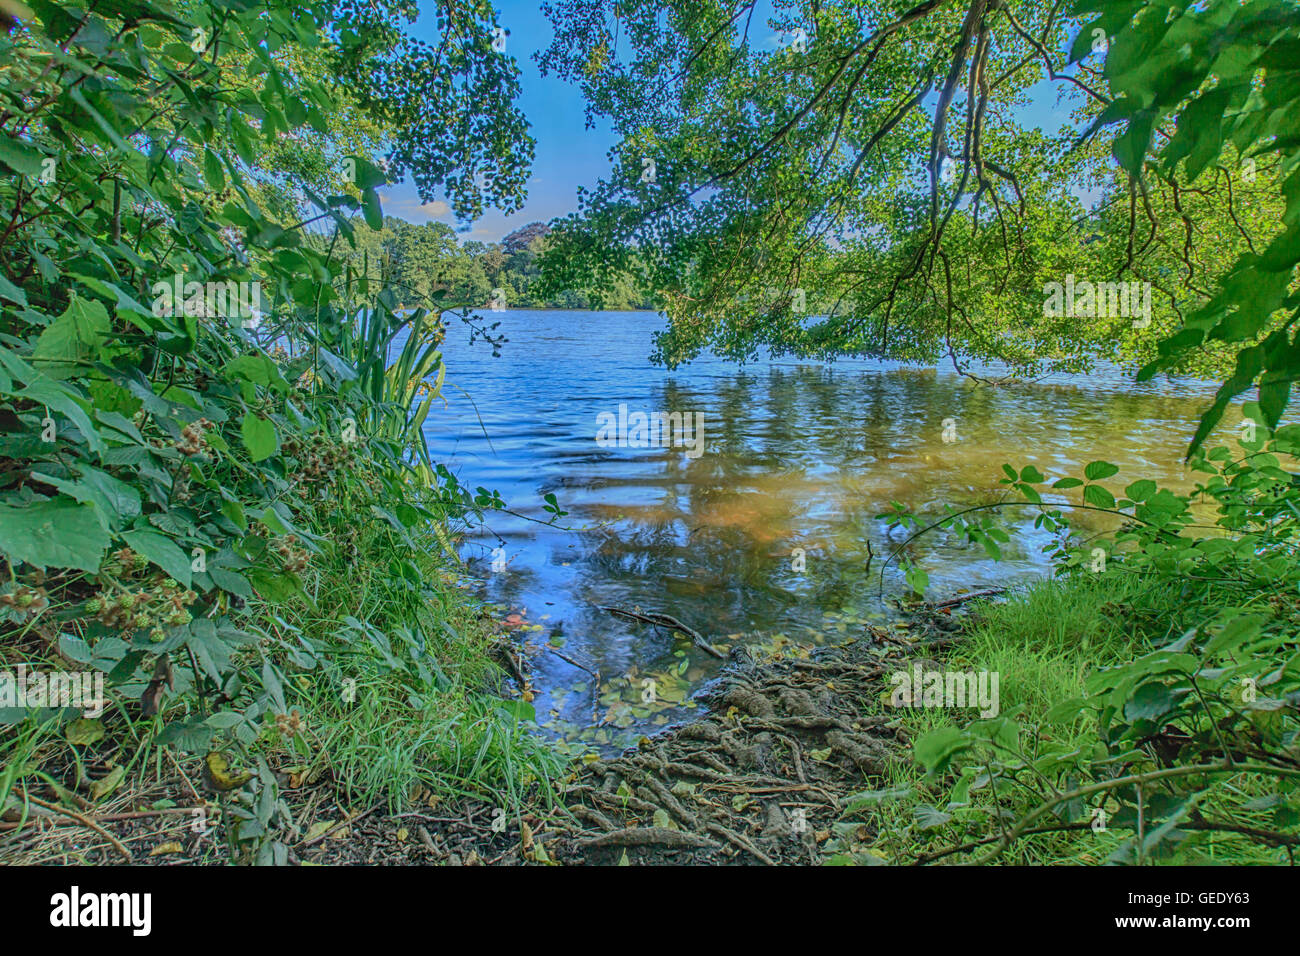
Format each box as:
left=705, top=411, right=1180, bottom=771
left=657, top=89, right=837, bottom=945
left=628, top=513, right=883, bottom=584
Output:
left=552, top=615, right=943, bottom=864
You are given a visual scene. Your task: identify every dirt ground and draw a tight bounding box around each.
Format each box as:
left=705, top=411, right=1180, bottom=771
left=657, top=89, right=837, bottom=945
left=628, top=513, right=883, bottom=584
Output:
left=1, top=608, right=968, bottom=866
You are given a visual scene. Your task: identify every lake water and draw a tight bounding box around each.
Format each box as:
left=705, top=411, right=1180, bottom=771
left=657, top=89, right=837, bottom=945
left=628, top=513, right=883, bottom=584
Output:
left=424, top=309, right=1231, bottom=750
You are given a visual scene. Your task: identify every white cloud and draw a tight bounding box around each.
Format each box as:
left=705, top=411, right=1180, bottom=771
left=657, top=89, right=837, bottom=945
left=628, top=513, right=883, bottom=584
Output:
left=381, top=194, right=453, bottom=221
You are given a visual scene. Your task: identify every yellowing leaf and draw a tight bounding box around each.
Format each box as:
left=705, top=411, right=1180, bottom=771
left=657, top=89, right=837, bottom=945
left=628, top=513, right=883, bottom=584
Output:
left=66, top=718, right=104, bottom=746
left=305, top=820, right=336, bottom=842
left=89, top=765, right=125, bottom=801
left=203, top=751, right=253, bottom=791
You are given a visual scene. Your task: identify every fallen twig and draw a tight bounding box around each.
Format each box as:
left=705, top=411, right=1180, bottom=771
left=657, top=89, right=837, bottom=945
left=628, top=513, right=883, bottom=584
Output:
left=597, top=605, right=725, bottom=659
left=21, top=793, right=133, bottom=861
left=929, top=587, right=1006, bottom=610
left=578, top=826, right=719, bottom=850
left=541, top=644, right=600, bottom=680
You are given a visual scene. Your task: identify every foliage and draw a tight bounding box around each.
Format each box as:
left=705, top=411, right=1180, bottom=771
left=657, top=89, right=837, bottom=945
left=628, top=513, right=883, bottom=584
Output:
left=1070, top=0, right=1300, bottom=452
left=535, top=0, right=1296, bottom=393
left=332, top=0, right=535, bottom=219
left=0, top=0, right=544, bottom=862
left=332, top=215, right=658, bottom=312
left=869, top=419, right=1300, bottom=863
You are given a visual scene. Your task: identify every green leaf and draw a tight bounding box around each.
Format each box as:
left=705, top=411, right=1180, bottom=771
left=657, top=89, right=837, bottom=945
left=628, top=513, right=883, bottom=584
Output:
left=345, top=156, right=388, bottom=190
left=1083, top=484, right=1117, bottom=509
left=1084, top=460, right=1119, bottom=481
left=1016, top=482, right=1042, bottom=504
left=240, top=412, right=277, bottom=461
left=247, top=567, right=305, bottom=604
left=32, top=466, right=140, bottom=531
left=914, top=726, right=971, bottom=774
left=0, top=273, right=28, bottom=306
left=0, top=132, right=44, bottom=177
left=226, top=354, right=290, bottom=393
left=121, top=529, right=192, bottom=586
left=904, top=563, right=929, bottom=594
left=1043, top=696, right=1089, bottom=725
left=203, top=148, right=226, bottom=191
left=362, top=187, right=383, bottom=230
left=16, top=377, right=104, bottom=453
left=913, top=805, right=953, bottom=831
left=68, top=87, right=133, bottom=153
left=1124, top=479, right=1157, bottom=502
left=59, top=633, right=92, bottom=663
left=219, top=500, right=248, bottom=532
left=497, top=699, right=536, bottom=723
left=32, top=297, right=112, bottom=378
left=1124, top=682, right=1179, bottom=722
left=0, top=499, right=108, bottom=572
left=262, top=661, right=286, bottom=712
left=208, top=564, right=252, bottom=598
left=1203, top=613, right=1264, bottom=656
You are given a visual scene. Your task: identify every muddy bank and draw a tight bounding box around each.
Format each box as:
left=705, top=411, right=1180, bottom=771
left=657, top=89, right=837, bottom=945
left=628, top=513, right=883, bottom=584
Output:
left=304, top=606, right=968, bottom=866
left=1, top=608, right=970, bottom=865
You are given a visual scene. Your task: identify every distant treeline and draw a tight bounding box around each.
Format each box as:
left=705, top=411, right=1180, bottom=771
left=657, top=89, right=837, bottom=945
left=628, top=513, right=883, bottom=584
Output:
left=338, top=217, right=657, bottom=311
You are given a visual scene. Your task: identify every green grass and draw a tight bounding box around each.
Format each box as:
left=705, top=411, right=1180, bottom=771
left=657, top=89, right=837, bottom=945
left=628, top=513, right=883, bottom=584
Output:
left=282, top=522, right=566, bottom=812
left=849, top=575, right=1135, bottom=864
left=839, top=573, right=1291, bottom=866
left=239, top=506, right=567, bottom=816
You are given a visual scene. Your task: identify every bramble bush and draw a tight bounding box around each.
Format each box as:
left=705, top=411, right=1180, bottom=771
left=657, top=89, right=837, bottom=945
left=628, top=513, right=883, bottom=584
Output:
left=0, top=0, right=532, bottom=862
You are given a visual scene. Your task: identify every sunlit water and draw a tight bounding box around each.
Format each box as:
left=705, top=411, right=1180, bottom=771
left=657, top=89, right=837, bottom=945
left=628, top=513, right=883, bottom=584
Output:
left=423, top=309, right=1232, bottom=750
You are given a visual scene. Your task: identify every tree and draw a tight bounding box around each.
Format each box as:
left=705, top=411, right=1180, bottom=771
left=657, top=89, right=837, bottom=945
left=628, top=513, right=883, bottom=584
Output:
left=533, top=0, right=1295, bottom=404
left=1074, top=0, right=1300, bottom=451
left=502, top=220, right=551, bottom=254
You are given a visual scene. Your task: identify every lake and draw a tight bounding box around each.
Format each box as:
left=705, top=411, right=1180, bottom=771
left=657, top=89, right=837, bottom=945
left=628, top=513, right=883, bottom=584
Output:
left=424, top=309, right=1231, bottom=751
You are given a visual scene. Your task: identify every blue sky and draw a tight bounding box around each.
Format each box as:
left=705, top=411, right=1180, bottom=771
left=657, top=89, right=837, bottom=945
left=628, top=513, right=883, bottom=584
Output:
left=379, top=0, right=619, bottom=242
left=378, top=3, right=1088, bottom=242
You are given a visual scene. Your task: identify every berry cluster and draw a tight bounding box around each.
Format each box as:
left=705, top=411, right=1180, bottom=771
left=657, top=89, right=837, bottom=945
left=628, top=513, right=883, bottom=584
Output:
left=272, top=534, right=311, bottom=574
left=274, top=708, right=307, bottom=737
left=281, top=432, right=356, bottom=480
left=175, top=417, right=215, bottom=457
left=84, top=551, right=199, bottom=641
left=0, top=584, right=50, bottom=618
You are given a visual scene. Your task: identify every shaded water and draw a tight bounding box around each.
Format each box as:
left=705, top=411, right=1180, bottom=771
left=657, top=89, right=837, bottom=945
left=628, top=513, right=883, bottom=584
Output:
left=424, top=309, right=1228, bottom=750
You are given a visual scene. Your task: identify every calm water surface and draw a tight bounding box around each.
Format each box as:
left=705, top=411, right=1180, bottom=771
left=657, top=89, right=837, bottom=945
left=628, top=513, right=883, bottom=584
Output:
left=423, top=309, right=1231, bottom=749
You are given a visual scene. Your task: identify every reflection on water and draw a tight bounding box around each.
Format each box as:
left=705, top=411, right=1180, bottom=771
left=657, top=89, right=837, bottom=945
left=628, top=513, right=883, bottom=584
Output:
left=424, top=310, right=1232, bottom=749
